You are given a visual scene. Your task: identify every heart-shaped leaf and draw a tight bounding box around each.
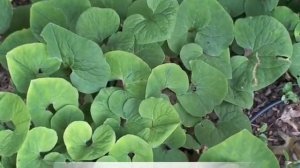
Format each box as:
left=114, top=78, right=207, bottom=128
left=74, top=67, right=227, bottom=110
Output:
left=64, top=121, right=115, bottom=161
left=177, top=60, right=228, bottom=117
left=0, top=0, right=13, bottom=34
left=0, top=29, right=37, bottom=68
left=91, top=87, right=120, bottom=127
left=0, top=92, right=30, bottom=156
left=27, top=78, right=79, bottom=127
left=50, top=105, right=84, bottom=143
left=199, top=130, right=279, bottom=168
left=183, top=134, right=201, bottom=150
left=233, top=15, right=292, bottom=91
left=173, top=103, right=201, bottom=127
left=109, top=134, right=153, bottom=162
left=136, top=97, right=180, bottom=147
left=271, top=6, right=299, bottom=31
left=168, top=0, right=234, bottom=56
left=17, top=127, right=65, bottom=168
left=295, top=22, right=300, bottom=42
left=145, top=63, right=189, bottom=100
left=76, top=7, right=120, bottom=43
left=124, top=0, right=179, bottom=44
left=180, top=43, right=232, bottom=78
left=30, top=1, right=68, bottom=37
left=7, top=43, right=61, bottom=93
left=41, top=23, right=111, bottom=93
left=195, top=103, right=251, bottom=147
left=105, top=51, right=151, bottom=98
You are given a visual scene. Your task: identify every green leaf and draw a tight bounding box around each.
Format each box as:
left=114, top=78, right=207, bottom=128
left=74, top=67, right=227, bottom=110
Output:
left=124, top=0, right=179, bottom=44
left=225, top=56, right=254, bottom=109
left=7, top=43, right=61, bottom=93
left=137, top=97, right=180, bottom=147
left=271, top=6, right=299, bottom=31
left=153, top=148, right=188, bottom=162
left=0, top=92, right=30, bottom=156
left=195, top=103, right=251, bottom=147
left=134, top=43, right=165, bottom=68
left=97, top=155, right=118, bottom=162
left=76, top=7, right=120, bottom=43
left=233, top=16, right=292, bottom=91
left=27, top=78, right=79, bottom=127
left=17, top=127, right=65, bottom=168
left=104, top=31, right=135, bottom=52
left=41, top=23, right=111, bottom=93
left=50, top=105, right=84, bottom=143
left=164, top=126, right=186, bottom=148
left=145, top=63, right=189, bottom=99
left=180, top=43, right=232, bottom=78
left=90, top=0, right=132, bottom=20
left=109, top=134, right=153, bottom=162
left=0, top=0, right=13, bottom=34
left=64, top=121, right=115, bottom=161
left=183, top=134, right=201, bottom=150
left=91, top=87, right=120, bottom=126
left=168, top=0, right=234, bottom=56
left=108, top=89, right=133, bottom=119
left=289, top=43, right=300, bottom=84
left=105, top=51, right=151, bottom=98
left=50, top=0, right=91, bottom=29
left=217, top=0, right=245, bottom=17
left=177, top=60, right=228, bottom=117
left=199, top=130, right=279, bottom=168
left=295, top=22, right=300, bottom=42
left=173, top=103, right=202, bottom=127
left=30, top=1, right=68, bottom=37
left=0, top=29, right=37, bottom=68
left=245, top=0, right=279, bottom=16
left=4, top=5, right=30, bottom=35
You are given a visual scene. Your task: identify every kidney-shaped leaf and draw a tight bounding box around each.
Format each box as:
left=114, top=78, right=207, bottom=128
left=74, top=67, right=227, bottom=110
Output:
left=50, top=105, right=84, bottom=143
left=138, top=97, right=181, bottom=147
left=0, top=0, right=13, bottom=34
left=91, top=87, right=120, bottom=127
left=76, top=7, right=120, bottom=43
left=233, top=16, right=292, bottom=91
left=145, top=63, right=189, bottom=99
left=153, top=148, right=188, bottom=162
left=109, top=134, right=153, bottom=162
left=0, top=29, right=37, bottom=68
left=7, top=43, right=61, bottom=93
left=30, top=1, right=68, bottom=37
left=105, top=51, right=151, bottom=98
left=178, top=60, right=228, bottom=117
left=168, top=0, right=234, bottom=56
left=0, top=92, right=30, bottom=156
left=17, top=127, right=65, bottom=168
left=199, top=130, right=279, bottom=168
left=271, top=6, right=299, bottom=31
left=195, top=103, right=251, bottom=147
left=27, top=78, right=79, bottom=127
left=64, top=121, right=116, bottom=161
left=217, top=0, right=244, bottom=17
left=41, top=23, right=111, bottom=93
left=124, top=0, right=178, bottom=44
left=295, top=22, right=300, bottom=42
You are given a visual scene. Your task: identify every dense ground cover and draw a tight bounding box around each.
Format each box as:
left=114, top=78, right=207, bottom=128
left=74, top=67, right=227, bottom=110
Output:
left=1, top=0, right=300, bottom=167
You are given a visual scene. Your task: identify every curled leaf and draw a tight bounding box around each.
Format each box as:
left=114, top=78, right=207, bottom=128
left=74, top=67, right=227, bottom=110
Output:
left=109, top=134, right=153, bottom=162
left=64, top=121, right=116, bottom=161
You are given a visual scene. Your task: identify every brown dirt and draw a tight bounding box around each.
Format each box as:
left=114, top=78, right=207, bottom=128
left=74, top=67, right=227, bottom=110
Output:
left=0, top=66, right=14, bottom=92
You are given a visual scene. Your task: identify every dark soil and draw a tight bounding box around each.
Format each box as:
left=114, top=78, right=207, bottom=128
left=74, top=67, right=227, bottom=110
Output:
left=0, top=66, right=13, bottom=92
left=248, top=73, right=300, bottom=166
left=11, top=0, right=31, bottom=6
